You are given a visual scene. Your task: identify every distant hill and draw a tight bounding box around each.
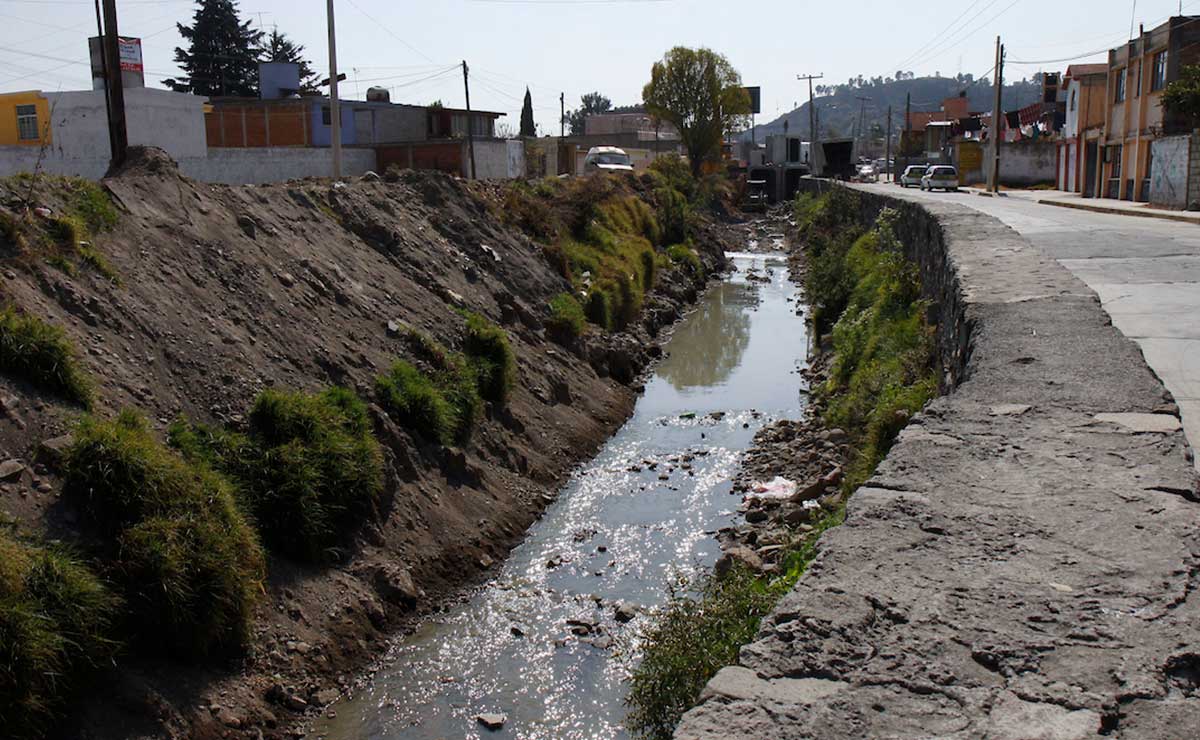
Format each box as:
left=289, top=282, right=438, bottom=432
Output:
left=745, top=74, right=1045, bottom=143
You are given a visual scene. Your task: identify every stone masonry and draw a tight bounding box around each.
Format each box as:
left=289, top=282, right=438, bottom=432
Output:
left=675, top=185, right=1200, bottom=739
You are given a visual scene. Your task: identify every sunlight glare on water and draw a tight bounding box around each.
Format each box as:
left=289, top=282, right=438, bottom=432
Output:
left=314, top=250, right=808, bottom=740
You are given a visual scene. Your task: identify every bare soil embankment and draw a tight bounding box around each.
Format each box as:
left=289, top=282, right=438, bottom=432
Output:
left=0, top=149, right=729, bottom=739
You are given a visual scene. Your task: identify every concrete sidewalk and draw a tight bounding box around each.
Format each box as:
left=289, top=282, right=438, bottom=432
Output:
left=676, top=187, right=1200, bottom=740
left=959, top=186, right=1200, bottom=225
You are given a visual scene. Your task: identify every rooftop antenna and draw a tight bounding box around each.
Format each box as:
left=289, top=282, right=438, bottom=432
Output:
left=1129, top=0, right=1137, bottom=40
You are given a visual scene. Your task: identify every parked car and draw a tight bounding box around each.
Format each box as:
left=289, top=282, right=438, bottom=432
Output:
left=920, top=165, right=959, bottom=191
left=857, top=163, right=877, bottom=182
left=584, top=146, right=634, bottom=173
left=900, top=164, right=928, bottom=188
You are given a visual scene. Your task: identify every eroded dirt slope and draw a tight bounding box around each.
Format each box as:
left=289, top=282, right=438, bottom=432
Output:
left=0, top=150, right=727, bottom=739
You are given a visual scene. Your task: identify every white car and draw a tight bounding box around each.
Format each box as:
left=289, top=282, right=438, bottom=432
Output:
left=900, top=165, right=928, bottom=188
left=583, top=146, right=634, bottom=173
left=920, top=165, right=959, bottom=192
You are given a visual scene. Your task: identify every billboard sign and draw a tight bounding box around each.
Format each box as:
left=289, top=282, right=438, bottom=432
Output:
left=743, top=86, right=761, bottom=115
left=89, top=36, right=145, bottom=89
left=118, top=37, right=142, bottom=72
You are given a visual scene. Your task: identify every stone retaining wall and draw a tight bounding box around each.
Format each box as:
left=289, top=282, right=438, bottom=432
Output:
left=675, top=182, right=1200, bottom=739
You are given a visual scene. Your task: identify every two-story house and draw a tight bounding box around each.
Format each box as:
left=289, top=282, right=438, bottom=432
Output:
left=1057, top=64, right=1108, bottom=196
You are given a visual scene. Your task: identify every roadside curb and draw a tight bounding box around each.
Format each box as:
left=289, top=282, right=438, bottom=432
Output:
left=1037, top=197, right=1200, bottom=225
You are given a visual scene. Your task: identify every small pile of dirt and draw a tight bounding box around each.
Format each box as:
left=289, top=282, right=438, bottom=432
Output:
left=105, top=146, right=180, bottom=179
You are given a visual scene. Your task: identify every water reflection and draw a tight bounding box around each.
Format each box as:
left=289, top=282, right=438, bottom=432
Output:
left=656, top=280, right=756, bottom=391
left=314, top=251, right=807, bottom=740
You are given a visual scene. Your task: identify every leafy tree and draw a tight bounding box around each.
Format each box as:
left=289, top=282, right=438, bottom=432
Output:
left=1163, top=65, right=1200, bottom=127
left=263, top=29, right=318, bottom=95
left=566, top=91, right=612, bottom=134
left=520, top=87, right=536, bottom=137
left=642, top=46, right=751, bottom=175
left=164, top=0, right=263, bottom=97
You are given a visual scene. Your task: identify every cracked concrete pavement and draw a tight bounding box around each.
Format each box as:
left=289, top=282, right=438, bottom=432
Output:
left=675, top=187, right=1200, bottom=739
left=867, top=185, right=1200, bottom=470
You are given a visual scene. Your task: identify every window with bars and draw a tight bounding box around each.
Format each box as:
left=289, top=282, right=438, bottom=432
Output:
left=1152, top=51, right=1168, bottom=91
left=1114, top=70, right=1126, bottom=103
left=16, top=104, right=39, bottom=141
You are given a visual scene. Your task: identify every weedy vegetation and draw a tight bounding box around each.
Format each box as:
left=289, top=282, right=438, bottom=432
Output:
left=0, top=176, right=119, bottom=282
left=0, top=306, right=93, bottom=406
left=64, top=411, right=265, bottom=657
left=0, top=527, right=120, bottom=739
left=170, top=386, right=384, bottom=563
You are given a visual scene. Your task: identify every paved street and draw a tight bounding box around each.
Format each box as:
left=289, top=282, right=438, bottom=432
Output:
left=863, top=183, right=1200, bottom=468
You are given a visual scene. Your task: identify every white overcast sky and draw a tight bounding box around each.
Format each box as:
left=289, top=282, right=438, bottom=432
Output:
left=0, top=0, right=1194, bottom=131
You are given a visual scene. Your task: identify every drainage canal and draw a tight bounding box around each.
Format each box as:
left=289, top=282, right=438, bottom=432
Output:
left=316, top=243, right=809, bottom=740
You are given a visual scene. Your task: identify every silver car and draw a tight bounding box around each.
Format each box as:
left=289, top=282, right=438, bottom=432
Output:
left=920, top=165, right=959, bottom=192
left=900, top=164, right=927, bottom=188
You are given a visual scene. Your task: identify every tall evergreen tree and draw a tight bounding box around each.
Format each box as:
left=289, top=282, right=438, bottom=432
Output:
left=263, top=29, right=318, bottom=95
left=520, top=88, right=536, bottom=137
left=164, top=0, right=264, bottom=97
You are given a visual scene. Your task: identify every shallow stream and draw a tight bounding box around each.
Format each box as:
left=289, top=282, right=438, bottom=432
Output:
left=316, top=249, right=809, bottom=740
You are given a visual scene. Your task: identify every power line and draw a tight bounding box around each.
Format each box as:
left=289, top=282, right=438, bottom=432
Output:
left=907, top=0, right=1024, bottom=71
left=342, top=0, right=435, bottom=64
left=892, top=0, right=990, bottom=73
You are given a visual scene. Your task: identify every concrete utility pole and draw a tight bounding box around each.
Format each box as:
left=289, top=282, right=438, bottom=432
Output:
left=560, top=92, right=565, bottom=138
left=326, top=0, right=341, bottom=179
left=463, top=60, right=476, bottom=180
left=886, top=104, right=892, bottom=179
left=855, top=95, right=871, bottom=155
left=903, top=92, right=911, bottom=178
left=989, top=36, right=1004, bottom=192
left=797, top=73, right=822, bottom=173
left=100, top=0, right=127, bottom=168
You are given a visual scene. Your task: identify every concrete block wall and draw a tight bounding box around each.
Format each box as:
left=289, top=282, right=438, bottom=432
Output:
left=0, top=146, right=377, bottom=185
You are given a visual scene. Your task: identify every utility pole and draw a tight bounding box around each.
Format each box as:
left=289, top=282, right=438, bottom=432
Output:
left=560, top=92, right=565, bottom=138
left=855, top=95, right=871, bottom=156
left=463, top=60, right=476, bottom=180
left=325, top=0, right=341, bottom=179
left=903, top=92, right=911, bottom=179
left=93, top=0, right=116, bottom=163
left=886, top=104, right=892, bottom=180
left=100, top=0, right=127, bottom=168
left=797, top=73, right=822, bottom=173
left=989, top=36, right=1004, bottom=192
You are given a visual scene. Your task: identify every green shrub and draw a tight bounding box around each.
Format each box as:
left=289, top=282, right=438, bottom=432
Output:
left=626, top=510, right=843, bottom=739
left=640, top=249, right=657, bottom=291
left=666, top=245, right=702, bottom=277
left=647, top=153, right=696, bottom=201
left=546, top=292, right=586, bottom=343
left=655, top=186, right=690, bottom=245
left=0, top=531, right=120, bottom=739
left=613, top=273, right=641, bottom=330
left=0, top=306, right=92, bottom=406
left=585, top=288, right=613, bottom=330
left=463, top=312, right=516, bottom=405
left=64, top=411, right=264, bottom=657
left=376, top=360, right=454, bottom=444
left=172, top=387, right=384, bottom=562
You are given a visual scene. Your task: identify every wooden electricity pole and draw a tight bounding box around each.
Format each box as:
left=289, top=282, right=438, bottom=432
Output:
left=989, top=36, right=1004, bottom=192
left=560, top=92, right=565, bottom=138
left=100, top=0, right=127, bottom=168
left=326, top=0, right=341, bottom=179
left=903, top=92, right=911, bottom=177
left=463, top=61, right=476, bottom=180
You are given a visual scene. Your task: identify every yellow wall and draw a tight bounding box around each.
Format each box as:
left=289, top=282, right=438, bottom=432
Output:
left=0, top=91, right=51, bottom=146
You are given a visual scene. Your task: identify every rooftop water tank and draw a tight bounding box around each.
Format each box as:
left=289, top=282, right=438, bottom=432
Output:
left=366, top=87, right=390, bottom=103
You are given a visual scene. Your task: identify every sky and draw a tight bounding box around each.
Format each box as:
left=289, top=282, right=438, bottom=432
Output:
left=0, top=0, right=1195, bottom=132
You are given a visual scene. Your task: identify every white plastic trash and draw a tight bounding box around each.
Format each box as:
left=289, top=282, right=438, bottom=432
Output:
left=750, top=476, right=796, bottom=499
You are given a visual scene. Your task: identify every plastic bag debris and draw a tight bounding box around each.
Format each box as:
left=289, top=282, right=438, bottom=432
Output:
left=750, top=476, right=796, bottom=499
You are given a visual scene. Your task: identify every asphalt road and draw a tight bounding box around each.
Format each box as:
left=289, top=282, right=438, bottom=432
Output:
left=864, top=183, right=1200, bottom=468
